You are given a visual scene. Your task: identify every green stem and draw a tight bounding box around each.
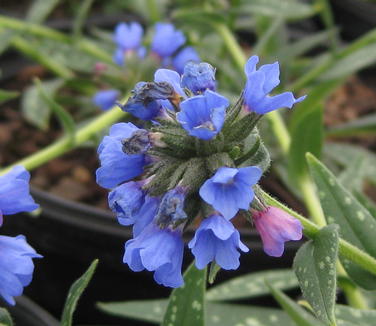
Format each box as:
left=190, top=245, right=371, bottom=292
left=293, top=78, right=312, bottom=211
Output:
left=146, top=0, right=161, bottom=23
left=1, top=105, right=126, bottom=174
left=0, top=15, right=113, bottom=64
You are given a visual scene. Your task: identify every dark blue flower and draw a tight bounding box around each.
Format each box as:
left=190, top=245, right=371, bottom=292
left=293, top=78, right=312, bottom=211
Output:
left=173, top=47, right=200, bottom=74
left=155, top=187, right=187, bottom=227
left=177, top=90, right=229, bottom=140
left=123, top=223, right=184, bottom=288
left=181, top=62, right=216, bottom=94
left=244, top=55, right=306, bottom=114
left=0, top=166, right=38, bottom=222
left=189, top=214, right=248, bottom=270
left=253, top=206, right=303, bottom=257
left=0, top=235, right=41, bottom=305
left=96, top=123, right=150, bottom=189
left=93, top=89, right=119, bottom=111
left=151, top=23, right=185, bottom=58
left=199, top=166, right=262, bottom=219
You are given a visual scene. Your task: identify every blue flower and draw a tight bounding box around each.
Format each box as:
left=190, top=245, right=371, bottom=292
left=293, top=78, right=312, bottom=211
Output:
left=199, top=166, right=262, bottom=219
left=253, top=206, right=303, bottom=257
left=93, top=89, right=119, bottom=111
left=155, top=187, right=187, bottom=227
left=189, top=214, right=248, bottom=270
left=0, top=166, right=38, bottom=222
left=173, top=46, right=200, bottom=74
left=177, top=90, right=229, bottom=140
left=244, top=55, right=306, bottom=114
left=96, top=123, right=150, bottom=189
left=154, top=69, right=185, bottom=97
left=181, top=62, right=216, bottom=94
left=123, top=223, right=184, bottom=288
left=0, top=235, right=42, bottom=305
left=113, top=22, right=145, bottom=65
left=151, top=23, right=185, bottom=58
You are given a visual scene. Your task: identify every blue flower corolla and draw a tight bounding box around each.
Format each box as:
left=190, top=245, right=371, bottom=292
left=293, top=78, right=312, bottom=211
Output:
left=189, top=214, right=248, bottom=270
left=177, top=90, right=229, bottom=140
left=151, top=23, right=185, bottom=58
left=253, top=206, right=303, bottom=257
left=181, top=62, right=216, bottom=94
left=243, top=55, right=306, bottom=114
left=199, top=166, right=262, bottom=219
left=172, top=46, right=200, bottom=74
left=92, top=89, right=120, bottom=111
left=96, top=123, right=150, bottom=189
left=0, top=166, right=39, bottom=224
left=155, top=187, right=187, bottom=227
left=123, top=223, right=184, bottom=288
left=0, top=235, right=42, bottom=305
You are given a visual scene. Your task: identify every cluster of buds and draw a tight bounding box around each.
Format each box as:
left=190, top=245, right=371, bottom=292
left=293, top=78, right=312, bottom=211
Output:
left=96, top=56, right=305, bottom=287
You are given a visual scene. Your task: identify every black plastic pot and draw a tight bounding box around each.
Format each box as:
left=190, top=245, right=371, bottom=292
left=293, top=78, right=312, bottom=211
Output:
left=5, top=296, right=59, bottom=326
left=2, top=187, right=303, bottom=325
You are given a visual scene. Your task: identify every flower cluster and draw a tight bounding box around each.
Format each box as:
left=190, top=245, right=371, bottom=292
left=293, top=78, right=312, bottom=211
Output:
left=96, top=56, right=304, bottom=287
left=0, top=166, right=41, bottom=305
left=93, top=22, right=200, bottom=111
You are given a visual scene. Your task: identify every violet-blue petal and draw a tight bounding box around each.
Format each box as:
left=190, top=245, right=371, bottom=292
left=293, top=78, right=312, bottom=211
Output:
left=132, top=196, right=160, bottom=237
left=199, top=166, right=262, bottom=219
left=113, top=47, right=125, bottom=65
left=93, top=89, right=119, bottom=111
left=155, top=187, right=187, bottom=227
left=151, top=23, right=186, bottom=58
left=0, top=235, right=42, bottom=305
left=0, top=166, right=39, bottom=216
left=154, top=69, right=185, bottom=97
left=188, top=215, right=248, bottom=270
left=113, top=22, right=143, bottom=50
left=173, top=46, right=200, bottom=74
left=181, top=62, right=216, bottom=94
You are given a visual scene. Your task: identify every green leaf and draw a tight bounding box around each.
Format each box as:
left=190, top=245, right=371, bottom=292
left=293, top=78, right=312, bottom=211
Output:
left=98, top=299, right=296, bottom=326
left=172, top=8, right=227, bottom=25
left=162, top=263, right=206, bottom=326
left=206, top=269, right=298, bottom=301
left=0, top=308, right=13, bottom=326
left=336, top=304, right=376, bottom=326
left=0, top=30, right=15, bottom=55
left=266, top=282, right=325, bottom=326
left=0, top=89, right=18, bottom=104
left=320, top=43, right=376, bottom=80
left=293, top=224, right=339, bottom=325
left=35, top=79, right=75, bottom=138
left=326, top=113, right=376, bottom=137
left=307, top=153, right=376, bottom=290
left=354, top=191, right=376, bottom=219
left=72, top=0, right=95, bottom=38
left=26, top=0, right=61, bottom=23
left=60, top=259, right=98, bottom=326
left=21, top=79, right=63, bottom=130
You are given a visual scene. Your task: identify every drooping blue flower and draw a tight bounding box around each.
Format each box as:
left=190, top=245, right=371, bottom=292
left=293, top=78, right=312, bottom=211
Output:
left=177, top=90, right=229, bottom=140
left=123, top=223, right=184, bottom=288
left=154, top=69, right=185, bottom=97
left=199, top=166, right=262, bottom=219
left=243, top=55, right=306, bottom=114
left=253, top=206, right=303, bottom=257
left=93, top=89, right=120, bottom=111
left=189, top=214, right=248, bottom=270
left=155, top=187, right=187, bottom=227
left=0, top=166, right=39, bottom=222
left=151, top=23, right=186, bottom=58
left=181, top=62, right=216, bottom=94
left=96, top=123, right=150, bottom=189
left=172, top=46, right=200, bottom=74
left=112, top=22, right=145, bottom=65
left=0, top=235, right=42, bottom=305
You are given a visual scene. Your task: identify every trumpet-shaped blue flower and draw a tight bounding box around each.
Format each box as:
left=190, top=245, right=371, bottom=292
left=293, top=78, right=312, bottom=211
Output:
left=253, top=206, right=303, bottom=257
left=181, top=62, right=216, bottom=94
left=96, top=123, right=150, bottom=189
left=172, top=46, right=200, bottom=74
left=0, top=235, right=42, bottom=305
left=0, top=166, right=38, bottom=222
left=189, top=214, right=248, bottom=270
left=244, top=55, right=306, bottom=114
left=177, top=90, right=229, bottom=140
left=151, top=23, right=185, bottom=58
left=199, top=166, right=262, bottom=219
left=124, top=223, right=184, bottom=288
left=93, top=89, right=119, bottom=111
